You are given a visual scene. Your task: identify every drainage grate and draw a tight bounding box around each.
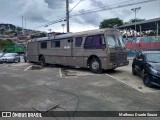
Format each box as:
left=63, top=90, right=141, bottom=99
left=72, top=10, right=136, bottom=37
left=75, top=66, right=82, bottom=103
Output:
left=30, top=65, right=43, bottom=70
left=61, top=68, right=77, bottom=76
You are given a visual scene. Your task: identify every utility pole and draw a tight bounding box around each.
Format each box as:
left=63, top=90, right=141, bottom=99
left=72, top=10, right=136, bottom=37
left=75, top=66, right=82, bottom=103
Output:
left=66, top=0, right=69, bottom=33
left=22, top=16, right=23, bottom=35
left=131, top=7, right=141, bottom=37
left=48, top=29, right=52, bottom=33
left=25, top=19, right=26, bottom=29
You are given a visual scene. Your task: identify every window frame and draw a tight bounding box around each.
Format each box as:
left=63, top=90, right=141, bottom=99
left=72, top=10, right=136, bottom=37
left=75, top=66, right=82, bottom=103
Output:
left=84, top=34, right=106, bottom=49
left=40, top=42, right=47, bottom=49
left=75, top=37, right=83, bottom=47
left=51, top=40, right=61, bottom=48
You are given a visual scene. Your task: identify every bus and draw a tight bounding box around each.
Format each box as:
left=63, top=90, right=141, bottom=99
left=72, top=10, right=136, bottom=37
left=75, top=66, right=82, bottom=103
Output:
left=27, top=28, right=129, bottom=73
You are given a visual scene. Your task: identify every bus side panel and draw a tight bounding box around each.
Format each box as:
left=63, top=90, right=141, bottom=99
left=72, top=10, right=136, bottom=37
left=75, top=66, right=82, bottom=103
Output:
left=38, top=40, right=69, bottom=65
left=68, top=48, right=84, bottom=67
left=82, top=34, right=108, bottom=69
left=27, top=42, right=39, bottom=62
left=68, top=37, right=84, bottom=67
left=83, top=50, right=108, bottom=69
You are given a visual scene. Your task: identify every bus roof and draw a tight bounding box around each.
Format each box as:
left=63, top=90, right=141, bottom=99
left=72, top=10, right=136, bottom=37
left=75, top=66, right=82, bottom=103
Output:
left=28, top=28, right=119, bottom=42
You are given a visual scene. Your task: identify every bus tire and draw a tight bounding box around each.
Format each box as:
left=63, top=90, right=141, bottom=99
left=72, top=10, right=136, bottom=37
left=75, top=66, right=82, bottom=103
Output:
left=89, top=58, right=102, bottom=74
left=39, top=56, right=46, bottom=67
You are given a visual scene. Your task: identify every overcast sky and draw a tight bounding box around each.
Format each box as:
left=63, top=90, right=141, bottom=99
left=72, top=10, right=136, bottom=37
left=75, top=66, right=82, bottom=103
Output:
left=0, top=0, right=160, bottom=33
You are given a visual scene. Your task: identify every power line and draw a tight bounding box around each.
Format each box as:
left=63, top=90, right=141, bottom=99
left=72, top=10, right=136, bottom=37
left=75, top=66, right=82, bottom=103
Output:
left=84, top=0, right=133, bottom=12
left=70, top=0, right=157, bottom=17
left=32, top=0, right=157, bottom=30
left=32, top=0, right=133, bottom=29
left=69, top=0, right=84, bottom=13
left=32, top=0, right=84, bottom=30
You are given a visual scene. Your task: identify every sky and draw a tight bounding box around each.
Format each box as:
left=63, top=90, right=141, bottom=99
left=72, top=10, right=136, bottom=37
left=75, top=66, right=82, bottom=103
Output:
left=0, top=0, right=160, bottom=33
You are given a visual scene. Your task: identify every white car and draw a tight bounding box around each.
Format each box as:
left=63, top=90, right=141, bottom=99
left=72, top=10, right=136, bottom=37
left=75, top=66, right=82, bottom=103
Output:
left=0, top=53, right=20, bottom=63
left=0, top=53, right=4, bottom=58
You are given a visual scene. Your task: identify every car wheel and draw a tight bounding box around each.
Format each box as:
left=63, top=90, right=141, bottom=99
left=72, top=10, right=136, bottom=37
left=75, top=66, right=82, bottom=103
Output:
left=40, top=56, right=46, bottom=67
left=132, top=66, right=137, bottom=75
left=14, top=59, right=18, bottom=63
left=89, top=58, right=102, bottom=73
left=143, top=74, right=152, bottom=87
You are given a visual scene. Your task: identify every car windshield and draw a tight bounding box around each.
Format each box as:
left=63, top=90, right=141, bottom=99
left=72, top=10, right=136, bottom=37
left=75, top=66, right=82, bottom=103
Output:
left=0, top=53, right=3, bottom=56
left=146, top=53, right=160, bottom=63
left=3, top=53, right=15, bottom=57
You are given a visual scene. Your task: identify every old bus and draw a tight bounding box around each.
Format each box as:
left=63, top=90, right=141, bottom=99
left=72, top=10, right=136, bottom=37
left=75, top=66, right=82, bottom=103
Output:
left=27, top=28, right=129, bottom=73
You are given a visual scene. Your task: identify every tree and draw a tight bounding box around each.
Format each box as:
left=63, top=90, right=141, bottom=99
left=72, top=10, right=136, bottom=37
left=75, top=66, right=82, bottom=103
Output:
left=99, top=18, right=123, bottom=28
left=0, top=39, right=14, bottom=50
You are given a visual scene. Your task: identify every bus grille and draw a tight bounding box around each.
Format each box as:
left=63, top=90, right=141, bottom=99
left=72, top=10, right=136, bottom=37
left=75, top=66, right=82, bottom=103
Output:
left=110, top=53, right=126, bottom=64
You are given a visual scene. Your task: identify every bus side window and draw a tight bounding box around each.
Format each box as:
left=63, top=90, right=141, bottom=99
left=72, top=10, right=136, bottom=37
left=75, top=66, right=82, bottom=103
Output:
left=41, top=42, right=47, bottom=49
left=84, top=35, right=106, bottom=49
left=51, top=41, right=60, bottom=48
left=75, top=37, right=83, bottom=47
left=84, top=36, right=93, bottom=49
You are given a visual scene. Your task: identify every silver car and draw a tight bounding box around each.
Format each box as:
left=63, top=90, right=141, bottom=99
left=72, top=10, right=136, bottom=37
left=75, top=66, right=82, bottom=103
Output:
left=0, top=53, right=20, bottom=63
left=0, top=53, right=4, bottom=58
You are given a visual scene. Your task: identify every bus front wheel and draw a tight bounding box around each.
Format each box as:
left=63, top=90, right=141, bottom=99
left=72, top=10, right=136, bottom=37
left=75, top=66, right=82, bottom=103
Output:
left=89, top=58, right=102, bottom=74
left=40, top=56, right=46, bottom=67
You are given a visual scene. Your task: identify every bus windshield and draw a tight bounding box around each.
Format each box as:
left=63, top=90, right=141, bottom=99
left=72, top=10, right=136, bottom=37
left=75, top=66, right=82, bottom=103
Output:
left=107, top=35, right=125, bottom=48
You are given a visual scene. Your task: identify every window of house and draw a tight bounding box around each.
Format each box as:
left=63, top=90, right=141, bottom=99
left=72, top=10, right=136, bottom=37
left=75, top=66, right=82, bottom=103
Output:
left=41, top=42, right=47, bottom=49
left=51, top=41, right=60, bottom=48
left=75, top=37, right=83, bottom=47
left=84, top=35, right=106, bottom=49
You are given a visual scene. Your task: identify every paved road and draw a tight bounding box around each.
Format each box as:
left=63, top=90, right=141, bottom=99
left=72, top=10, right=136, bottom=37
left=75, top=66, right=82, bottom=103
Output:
left=0, top=62, right=160, bottom=120
left=105, top=60, right=160, bottom=93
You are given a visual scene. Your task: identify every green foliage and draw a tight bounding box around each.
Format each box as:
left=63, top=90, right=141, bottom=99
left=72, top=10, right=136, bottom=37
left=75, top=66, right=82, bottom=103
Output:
left=16, top=27, right=22, bottom=31
left=0, top=39, right=14, bottom=50
left=147, top=32, right=156, bottom=36
left=0, top=29, right=4, bottom=34
left=99, top=18, right=123, bottom=28
left=0, top=24, right=16, bottom=30
left=123, top=22, right=130, bottom=25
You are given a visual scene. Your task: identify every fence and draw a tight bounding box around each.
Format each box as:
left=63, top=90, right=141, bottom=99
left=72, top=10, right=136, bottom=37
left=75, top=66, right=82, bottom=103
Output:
left=123, top=36, right=160, bottom=56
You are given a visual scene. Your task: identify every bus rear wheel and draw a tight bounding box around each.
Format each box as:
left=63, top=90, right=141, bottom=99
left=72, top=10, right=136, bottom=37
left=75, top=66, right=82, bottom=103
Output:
left=40, top=56, right=46, bottom=67
left=89, top=58, right=102, bottom=73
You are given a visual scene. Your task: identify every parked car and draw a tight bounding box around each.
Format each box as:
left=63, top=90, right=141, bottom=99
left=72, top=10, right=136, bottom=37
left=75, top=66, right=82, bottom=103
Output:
left=0, top=53, right=20, bottom=63
left=0, top=53, right=4, bottom=58
left=132, top=51, right=160, bottom=87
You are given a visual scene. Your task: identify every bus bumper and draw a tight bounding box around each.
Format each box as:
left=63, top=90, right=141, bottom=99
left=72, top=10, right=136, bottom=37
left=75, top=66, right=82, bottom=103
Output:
left=116, top=60, right=129, bottom=67
left=104, top=60, right=129, bottom=70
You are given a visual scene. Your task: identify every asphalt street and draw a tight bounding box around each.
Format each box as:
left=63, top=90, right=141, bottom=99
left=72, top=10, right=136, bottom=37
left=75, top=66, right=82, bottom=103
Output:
left=0, top=62, right=160, bottom=120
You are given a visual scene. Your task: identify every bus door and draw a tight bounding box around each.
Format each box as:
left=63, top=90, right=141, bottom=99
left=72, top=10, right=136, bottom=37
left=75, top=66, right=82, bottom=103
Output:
left=62, top=38, right=73, bottom=66
left=83, top=35, right=107, bottom=66
left=68, top=37, right=84, bottom=67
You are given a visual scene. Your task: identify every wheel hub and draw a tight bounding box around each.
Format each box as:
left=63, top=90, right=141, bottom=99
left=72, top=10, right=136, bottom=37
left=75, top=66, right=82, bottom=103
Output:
left=92, top=61, right=99, bottom=70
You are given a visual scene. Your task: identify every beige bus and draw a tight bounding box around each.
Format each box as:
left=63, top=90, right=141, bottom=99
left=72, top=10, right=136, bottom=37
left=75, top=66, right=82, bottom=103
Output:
left=27, top=28, right=129, bottom=73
